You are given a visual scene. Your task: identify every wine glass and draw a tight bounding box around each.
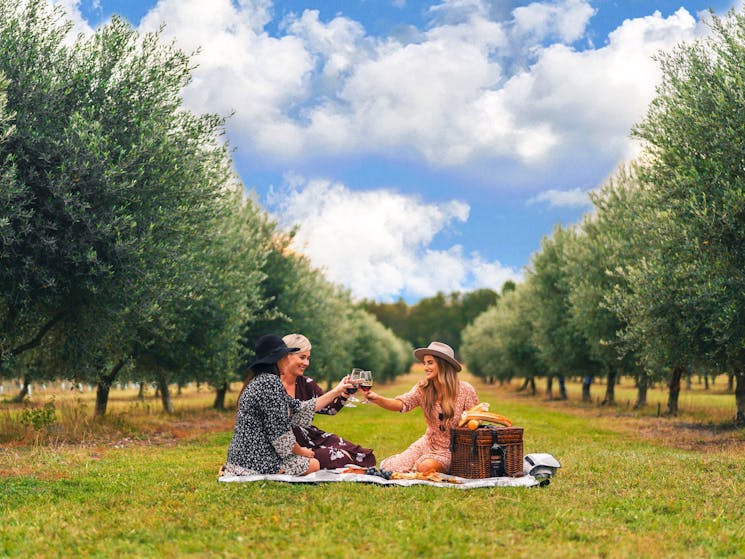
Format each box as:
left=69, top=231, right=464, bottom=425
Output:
left=359, top=370, right=373, bottom=404
left=344, top=368, right=363, bottom=407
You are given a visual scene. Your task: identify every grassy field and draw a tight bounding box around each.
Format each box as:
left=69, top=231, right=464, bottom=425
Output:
left=1, top=371, right=744, bottom=558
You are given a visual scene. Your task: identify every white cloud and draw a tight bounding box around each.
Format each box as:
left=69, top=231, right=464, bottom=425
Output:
left=512, top=0, right=596, bottom=43
left=130, top=0, right=708, bottom=172
left=137, top=0, right=315, bottom=158
left=497, top=7, right=700, bottom=168
left=59, top=0, right=717, bottom=177
left=527, top=187, right=591, bottom=208
left=51, top=0, right=95, bottom=39
left=266, top=176, right=521, bottom=300
left=65, top=0, right=722, bottom=300
left=469, top=254, right=525, bottom=290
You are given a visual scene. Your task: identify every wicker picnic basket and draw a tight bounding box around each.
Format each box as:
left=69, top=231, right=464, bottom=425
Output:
left=449, top=426, right=524, bottom=478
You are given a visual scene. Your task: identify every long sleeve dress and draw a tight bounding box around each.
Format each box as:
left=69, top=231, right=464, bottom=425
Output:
left=291, top=375, right=376, bottom=469
left=379, top=380, right=479, bottom=473
left=224, top=373, right=315, bottom=476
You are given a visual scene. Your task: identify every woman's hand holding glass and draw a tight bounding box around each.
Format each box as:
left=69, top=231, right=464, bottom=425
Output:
left=331, top=375, right=355, bottom=397
left=343, top=368, right=363, bottom=407
left=359, top=370, right=373, bottom=403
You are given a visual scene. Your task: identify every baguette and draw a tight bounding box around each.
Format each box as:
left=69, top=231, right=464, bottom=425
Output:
left=458, top=410, right=513, bottom=427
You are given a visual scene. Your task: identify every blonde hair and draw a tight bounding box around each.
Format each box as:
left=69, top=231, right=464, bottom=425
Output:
left=282, top=333, right=311, bottom=352
left=421, top=356, right=459, bottom=422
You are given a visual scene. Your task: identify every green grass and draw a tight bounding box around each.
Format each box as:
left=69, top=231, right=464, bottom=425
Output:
left=1, top=373, right=744, bottom=558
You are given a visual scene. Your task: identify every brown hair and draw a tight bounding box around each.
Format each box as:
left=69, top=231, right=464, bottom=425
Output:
left=420, top=356, right=459, bottom=422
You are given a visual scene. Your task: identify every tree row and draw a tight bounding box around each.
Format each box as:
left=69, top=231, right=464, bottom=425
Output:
left=0, top=1, right=412, bottom=416
left=463, top=8, right=745, bottom=423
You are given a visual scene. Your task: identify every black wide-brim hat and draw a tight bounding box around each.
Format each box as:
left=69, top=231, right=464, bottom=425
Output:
left=249, top=334, right=300, bottom=369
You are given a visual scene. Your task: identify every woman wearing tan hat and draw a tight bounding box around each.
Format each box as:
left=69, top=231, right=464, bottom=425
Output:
left=366, top=341, right=479, bottom=474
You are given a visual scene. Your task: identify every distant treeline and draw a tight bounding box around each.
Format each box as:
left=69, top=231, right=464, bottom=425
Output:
left=360, top=286, right=510, bottom=356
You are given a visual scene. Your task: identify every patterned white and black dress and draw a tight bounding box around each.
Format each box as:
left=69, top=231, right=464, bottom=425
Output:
left=224, top=373, right=315, bottom=476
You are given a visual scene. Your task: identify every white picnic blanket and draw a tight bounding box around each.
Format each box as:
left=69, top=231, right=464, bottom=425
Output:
left=218, top=468, right=540, bottom=488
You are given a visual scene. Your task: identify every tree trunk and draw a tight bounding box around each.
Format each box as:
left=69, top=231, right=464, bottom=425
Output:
left=666, top=364, right=684, bottom=416
left=582, top=375, right=593, bottom=402
left=602, top=371, right=616, bottom=405
left=545, top=376, right=553, bottom=401
left=634, top=375, right=648, bottom=409
left=557, top=375, right=567, bottom=400
left=95, top=381, right=112, bottom=417
left=728, top=373, right=734, bottom=392
left=95, top=360, right=127, bottom=417
left=704, top=374, right=709, bottom=390
left=158, top=378, right=174, bottom=414
left=213, top=381, right=228, bottom=411
left=12, top=375, right=31, bottom=403
left=517, top=377, right=530, bottom=392
left=734, top=368, right=745, bottom=424
left=529, top=377, right=536, bottom=396
left=138, top=381, right=145, bottom=400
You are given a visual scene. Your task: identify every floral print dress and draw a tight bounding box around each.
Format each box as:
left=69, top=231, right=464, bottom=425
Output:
left=380, top=380, right=479, bottom=473
left=224, top=373, right=315, bottom=476
left=292, top=376, right=376, bottom=469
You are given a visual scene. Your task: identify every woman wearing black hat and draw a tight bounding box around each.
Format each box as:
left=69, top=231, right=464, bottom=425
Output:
left=222, top=334, right=353, bottom=476
left=366, top=341, right=479, bottom=474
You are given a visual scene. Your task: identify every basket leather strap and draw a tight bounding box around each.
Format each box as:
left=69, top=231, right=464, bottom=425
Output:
left=470, top=431, right=479, bottom=457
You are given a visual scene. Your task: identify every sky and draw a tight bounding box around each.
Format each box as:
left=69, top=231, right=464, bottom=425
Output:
left=54, top=0, right=740, bottom=302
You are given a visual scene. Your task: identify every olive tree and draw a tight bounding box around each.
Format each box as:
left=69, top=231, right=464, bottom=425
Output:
left=0, top=1, right=94, bottom=366
left=240, top=229, right=412, bottom=390
left=128, top=189, right=271, bottom=413
left=527, top=226, right=598, bottom=402
left=621, top=8, right=745, bottom=420
left=347, top=307, right=413, bottom=383
left=462, top=285, right=545, bottom=393
left=566, top=164, right=650, bottom=407
left=0, top=2, right=264, bottom=414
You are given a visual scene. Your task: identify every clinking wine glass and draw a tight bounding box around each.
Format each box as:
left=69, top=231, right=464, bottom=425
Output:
left=359, top=370, right=373, bottom=404
left=344, top=368, right=363, bottom=407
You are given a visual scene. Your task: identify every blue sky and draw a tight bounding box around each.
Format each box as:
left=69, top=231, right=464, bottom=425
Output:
left=59, top=0, right=738, bottom=302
